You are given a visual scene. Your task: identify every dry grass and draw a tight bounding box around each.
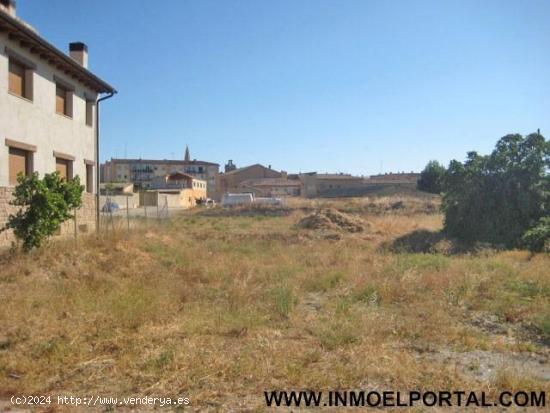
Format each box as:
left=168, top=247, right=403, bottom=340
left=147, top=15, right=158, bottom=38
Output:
left=0, top=195, right=548, bottom=410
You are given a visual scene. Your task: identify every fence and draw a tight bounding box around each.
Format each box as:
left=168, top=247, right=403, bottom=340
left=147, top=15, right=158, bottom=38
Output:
left=100, top=193, right=173, bottom=233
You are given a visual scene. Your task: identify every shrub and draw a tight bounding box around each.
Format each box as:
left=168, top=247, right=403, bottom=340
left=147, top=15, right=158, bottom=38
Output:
left=1, top=172, right=83, bottom=251
left=442, top=133, right=549, bottom=248
left=521, top=217, right=550, bottom=252
left=417, top=160, right=446, bottom=194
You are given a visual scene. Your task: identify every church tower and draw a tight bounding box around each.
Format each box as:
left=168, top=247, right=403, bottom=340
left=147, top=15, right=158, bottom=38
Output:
left=184, top=145, right=190, bottom=161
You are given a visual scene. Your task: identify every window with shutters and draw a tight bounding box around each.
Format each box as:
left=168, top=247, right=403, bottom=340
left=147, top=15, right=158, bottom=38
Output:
left=8, top=147, right=32, bottom=185
left=55, top=84, right=72, bottom=117
left=8, top=58, right=33, bottom=100
left=55, top=157, right=72, bottom=180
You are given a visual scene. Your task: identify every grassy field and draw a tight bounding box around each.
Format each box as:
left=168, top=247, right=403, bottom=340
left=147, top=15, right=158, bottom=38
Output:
left=0, top=195, right=548, bottom=411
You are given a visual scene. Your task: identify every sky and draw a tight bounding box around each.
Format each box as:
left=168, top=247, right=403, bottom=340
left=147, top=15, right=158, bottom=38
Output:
left=18, top=0, right=550, bottom=175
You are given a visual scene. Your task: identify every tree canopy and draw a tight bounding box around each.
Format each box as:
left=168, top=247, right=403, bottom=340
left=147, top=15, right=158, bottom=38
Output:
left=441, top=132, right=549, bottom=249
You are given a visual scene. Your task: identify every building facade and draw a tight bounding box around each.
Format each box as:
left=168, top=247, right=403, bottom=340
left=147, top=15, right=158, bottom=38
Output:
left=142, top=172, right=207, bottom=209
left=102, top=156, right=219, bottom=199
left=0, top=1, right=115, bottom=245
left=237, top=178, right=302, bottom=197
left=299, top=173, right=367, bottom=198
left=218, top=164, right=285, bottom=196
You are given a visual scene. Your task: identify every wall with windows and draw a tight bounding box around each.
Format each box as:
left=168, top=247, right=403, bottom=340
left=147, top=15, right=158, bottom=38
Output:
left=0, top=33, right=100, bottom=246
left=0, top=33, right=98, bottom=190
left=103, top=160, right=220, bottom=199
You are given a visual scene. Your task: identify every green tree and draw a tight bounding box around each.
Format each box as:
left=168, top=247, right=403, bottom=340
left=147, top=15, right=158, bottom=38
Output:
left=442, top=132, right=550, bottom=248
left=1, top=172, right=83, bottom=251
left=521, top=217, right=550, bottom=252
left=417, top=160, right=446, bottom=194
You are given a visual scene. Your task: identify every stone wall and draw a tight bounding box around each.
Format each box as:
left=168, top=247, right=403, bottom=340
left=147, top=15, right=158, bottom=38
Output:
left=0, top=188, right=96, bottom=247
left=0, top=187, right=17, bottom=246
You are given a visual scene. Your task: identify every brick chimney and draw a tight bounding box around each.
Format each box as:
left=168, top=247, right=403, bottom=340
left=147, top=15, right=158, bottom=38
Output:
left=0, top=0, right=16, bottom=17
left=69, top=42, right=88, bottom=68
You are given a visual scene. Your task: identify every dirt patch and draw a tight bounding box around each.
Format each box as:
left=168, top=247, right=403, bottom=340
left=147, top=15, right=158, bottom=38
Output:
left=297, top=208, right=367, bottom=233
left=420, top=349, right=550, bottom=382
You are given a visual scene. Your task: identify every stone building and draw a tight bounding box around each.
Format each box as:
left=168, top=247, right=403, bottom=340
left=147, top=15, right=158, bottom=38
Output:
left=299, top=173, right=366, bottom=198
left=236, top=178, right=302, bottom=197
left=0, top=1, right=116, bottom=246
left=218, top=164, right=286, bottom=196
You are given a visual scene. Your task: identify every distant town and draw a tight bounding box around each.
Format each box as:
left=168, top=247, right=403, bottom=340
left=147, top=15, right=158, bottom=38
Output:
left=100, top=145, right=420, bottom=207
left=0, top=0, right=419, bottom=244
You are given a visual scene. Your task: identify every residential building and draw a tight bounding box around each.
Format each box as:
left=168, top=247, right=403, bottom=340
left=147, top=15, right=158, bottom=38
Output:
left=218, top=163, right=285, bottom=196
left=102, top=151, right=219, bottom=198
left=237, top=177, right=302, bottom=197
left=0, top=1, right=116, bottom=245
left=141, top=172, right=207, bottom=209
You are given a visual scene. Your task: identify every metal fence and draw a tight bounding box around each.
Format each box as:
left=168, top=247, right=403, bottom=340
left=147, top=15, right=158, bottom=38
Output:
left=99, top=193, right=177, bottom=234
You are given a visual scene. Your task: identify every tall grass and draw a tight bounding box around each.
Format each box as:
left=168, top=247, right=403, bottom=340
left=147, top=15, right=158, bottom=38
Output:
left=0, top=196, right=547, bottom=408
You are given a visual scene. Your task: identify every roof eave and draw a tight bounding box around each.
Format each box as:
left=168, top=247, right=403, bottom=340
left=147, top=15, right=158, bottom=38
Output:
left=0, top=10, right=116, bottom=94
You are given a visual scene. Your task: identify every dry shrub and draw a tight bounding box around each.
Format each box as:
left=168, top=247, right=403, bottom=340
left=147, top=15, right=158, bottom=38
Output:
left=297, top=208, right=367, bottom=233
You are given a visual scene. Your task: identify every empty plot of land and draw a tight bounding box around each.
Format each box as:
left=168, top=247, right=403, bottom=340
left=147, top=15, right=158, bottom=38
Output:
left=0, top=196, right=548, bottom=411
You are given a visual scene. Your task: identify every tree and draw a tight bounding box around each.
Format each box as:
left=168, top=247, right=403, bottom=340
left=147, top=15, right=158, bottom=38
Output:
left=417, top=160, right=446, bottom=194
left=442, top=132, right=550, bottom=248
left=522, top=217, right=550, bottom=252
left=1, top=172, right=83, bottom=251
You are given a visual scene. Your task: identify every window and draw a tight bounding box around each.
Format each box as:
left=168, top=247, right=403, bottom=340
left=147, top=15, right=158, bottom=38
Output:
left=55, top=84, right=73, bottom=117
left=85, top=164, right=93, bottom=193
left=8, top=58, right=33, bottom=100
left=85, top=100, right=94, bottom=126
left=55, top=157, right=73, bottom=180
left=8, top=147, right=32, bottom=185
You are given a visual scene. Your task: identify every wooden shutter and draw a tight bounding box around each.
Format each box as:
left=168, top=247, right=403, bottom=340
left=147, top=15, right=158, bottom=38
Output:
left=9, top=60, right=25, bottom=97
left=56, top=85, right=66, bottom=115
left=9, top=147, right=28, bottom=185
left=56, top=158, right=69, bottom=180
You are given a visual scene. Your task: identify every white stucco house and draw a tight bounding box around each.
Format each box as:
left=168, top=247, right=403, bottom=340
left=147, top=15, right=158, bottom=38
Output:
left=0, top=0, right=116, bottom=245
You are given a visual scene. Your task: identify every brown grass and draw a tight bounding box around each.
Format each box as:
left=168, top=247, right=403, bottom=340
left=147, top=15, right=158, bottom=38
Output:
left=0, top=196, right=548, bottom=410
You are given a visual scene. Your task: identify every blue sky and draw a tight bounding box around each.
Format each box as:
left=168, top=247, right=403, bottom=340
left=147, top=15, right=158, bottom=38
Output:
left=20, top=0, right=550, bottom=175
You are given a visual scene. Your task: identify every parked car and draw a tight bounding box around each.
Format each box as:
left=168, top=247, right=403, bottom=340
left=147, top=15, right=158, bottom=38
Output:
left=102, top=201, right=119, bottom=213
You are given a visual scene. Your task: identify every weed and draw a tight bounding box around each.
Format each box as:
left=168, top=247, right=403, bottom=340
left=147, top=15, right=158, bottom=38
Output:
left=273, top=285, right=296, bottom=319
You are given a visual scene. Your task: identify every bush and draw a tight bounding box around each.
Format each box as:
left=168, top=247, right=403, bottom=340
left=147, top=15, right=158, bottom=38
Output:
left=1, top=172, right=83, bottom=251
left=417, top=160, right=446, bottom=194
left=521, top=217, right=550, bottom=252
left=442, top=132, right=549, bottom=248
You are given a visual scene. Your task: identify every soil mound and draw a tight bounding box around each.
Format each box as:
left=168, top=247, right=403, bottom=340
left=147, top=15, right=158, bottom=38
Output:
left=298, top=208, right=366, bottom=233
